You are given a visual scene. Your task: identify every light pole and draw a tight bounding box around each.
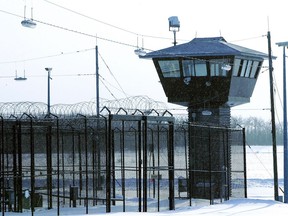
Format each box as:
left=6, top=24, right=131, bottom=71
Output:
left=45, top=67, right=52, bottom=116
left=276, top=41, right=288, bottom=203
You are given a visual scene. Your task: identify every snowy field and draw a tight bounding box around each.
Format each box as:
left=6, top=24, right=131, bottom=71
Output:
left=3, top=145, right=288, bottom=215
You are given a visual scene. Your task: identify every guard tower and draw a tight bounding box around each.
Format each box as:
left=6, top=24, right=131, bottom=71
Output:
left=141, top=36, right=269, bottom=199
left=142, top=36, right=268, bottom=126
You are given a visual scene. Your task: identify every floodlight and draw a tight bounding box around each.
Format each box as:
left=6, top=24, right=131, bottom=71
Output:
left=183, top=77, right=191, bottom=85
left=201, top=110, right=212, bottom=116
left=168, top=16, right=180, bottom=46
left=221, top=64, right=231, bottom=71
left=168, top=16, right=180, bottom=31
left=14, top=77, right=27, bottom=81
left=21, top=19, right=37, bottom=28
left=134, top=48, right=147, bottom=57
left=276, top=41, right=288, bottom=47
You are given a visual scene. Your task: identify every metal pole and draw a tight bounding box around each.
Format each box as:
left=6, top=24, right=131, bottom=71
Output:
left=45, top=68, right=52, bottom=116
left=283, top=46, right=288, bottom=203
left=168, top=121, right=175, bottom=210
left=267, top=31, right=279, bottom=201
left=143, top=117, right=148, bottom=212
left=276, top=41, right=288, bottom=202
left=137, top=121, right=142, bottom=212
left=242, top=127, right=248, bottom=198
left=96, top=46, right=99, bottom=117
left=48, top=70, right=51, bottom=115
left=173, top=31, right=176, bottom=46
left=0, top=116, right=4, bottom=216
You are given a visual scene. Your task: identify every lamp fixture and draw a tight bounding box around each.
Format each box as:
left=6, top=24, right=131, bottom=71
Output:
left=134, top=35, right=146, bottom=56
left=168, top=16, right=180, bottom=31
left=168, top=16, right=180, bottom=46
left=205, top=81, right=211, bottom=87
left=21, top=5, right=36, bottom=28
left=14, top=70, right=27, bottom=81
left=134, top=48, right=147, bottom=57
left=221, top=64, right=231, bottom=71
left=21, top=19, right=36, bottom=28
left=183, top=77, right=191, bottom=85
left=202, top=110, right=212, bottom=116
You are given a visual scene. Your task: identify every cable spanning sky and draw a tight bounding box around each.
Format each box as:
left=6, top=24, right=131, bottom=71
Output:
left=0, top=0, right=288, bottom=121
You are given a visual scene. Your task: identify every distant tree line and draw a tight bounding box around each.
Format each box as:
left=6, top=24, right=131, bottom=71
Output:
left=231, top=116, right=283, bottom=146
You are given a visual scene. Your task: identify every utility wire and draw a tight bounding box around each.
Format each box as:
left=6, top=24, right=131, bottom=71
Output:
left=42, top=0, right=137, bottom=36
left=0, top=48, right=94, bottom=64
left=0, top=8, right=138, bottom=49
left=98, top=51, right=128, bottom=98
left=0, top=8, right=271, bottom=71
left=0, top=73, right=95, bottom=79
left=41, top=0, right=188, bottom=42
left=272, top=70, right=283, bottom=131
left=246, top=144, right=284, bottom=193
left=98, top=73, right=130, bottom=99
left=34, top=18, right=138, bottom=49
left=98, top=74, right=118, bottom=100
left=230, top=35, right=267, bottom=43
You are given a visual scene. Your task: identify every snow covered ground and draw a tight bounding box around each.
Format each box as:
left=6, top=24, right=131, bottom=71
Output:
left=3, top=145, right=288, bottom=215
left=4, top=198, right=288, bottom=216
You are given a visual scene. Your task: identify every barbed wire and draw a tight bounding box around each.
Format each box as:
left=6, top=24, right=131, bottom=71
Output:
left=0, top=95, right=168, bottom=118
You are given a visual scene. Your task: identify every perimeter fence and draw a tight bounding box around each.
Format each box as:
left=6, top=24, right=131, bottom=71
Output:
left=0, top=107, right=246, bottom=214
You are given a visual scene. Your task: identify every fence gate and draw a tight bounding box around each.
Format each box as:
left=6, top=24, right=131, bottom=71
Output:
left=105, top=113, right=175, bottom=212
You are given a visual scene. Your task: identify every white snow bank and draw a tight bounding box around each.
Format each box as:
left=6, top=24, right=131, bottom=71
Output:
left=5, top=198, right=288, bottom=216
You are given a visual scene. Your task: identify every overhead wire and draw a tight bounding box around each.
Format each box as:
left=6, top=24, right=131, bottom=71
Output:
left=98, top=51, right=128, bottom=98
left=272, top=68, right=284, bottom=130
left=42, top=0, right=137, bottom=36
left=0, top=7, right=276, bottom=111
left=0, top=8, right=271, bottom=72
left=0, top=73, right=95, bottom=79
left=97, top=72, right=131, bottom=100
left=41, top=0, right=188, bottom=42
left=230, top=35, right=267, bottom=43
left=0, top=48, right=94, bottom=65
left=98, top=74, right=118, bottom=101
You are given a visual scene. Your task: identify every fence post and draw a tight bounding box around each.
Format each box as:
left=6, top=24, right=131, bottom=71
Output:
left=143, top=116, right=148, bottom=212
left=168, top=121, right=175, bottom=210
left=242, top=127, right=247, bottom=198
left=46, top=125, right=53, bottom=209
left=17, top=120, right=23, bottom=212
left=20, top=113, right=35, bottom=215
left=0, top=116, right=4, bottom=215
left=137, top=120, right=142, bottom=212
left=106, top=114, right=112, bottom=212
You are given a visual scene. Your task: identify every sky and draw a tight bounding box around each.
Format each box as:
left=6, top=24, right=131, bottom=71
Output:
left=1, top=0, right=288, bottom=121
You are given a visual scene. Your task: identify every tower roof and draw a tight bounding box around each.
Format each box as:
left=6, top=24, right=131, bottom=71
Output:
left=142, top=36, right=272, bottom=59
